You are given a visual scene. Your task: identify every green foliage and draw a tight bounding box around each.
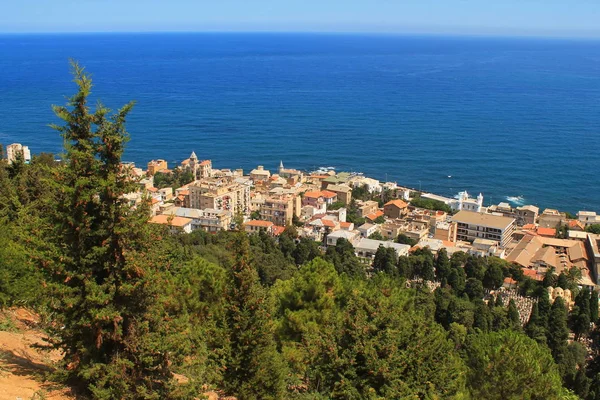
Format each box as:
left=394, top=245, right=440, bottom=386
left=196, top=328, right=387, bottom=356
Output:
left=367, top=231, right=384, bottom=240
left=410, top=194, right=452, bottom=213
left=324, top=238, right=365, bottom=278
left=396, top=233, right=417, bottom=246
left=464, top=330, right=566, bottom=400
left=153, top=169, right=193, bottom=189
left=327, top=201, right=345, bottom=210
left=373, top=215, right=385, bottom=224
left=371, top=245, right=397, bottom=275
left=586, top=224, right=600, bottom=234
left=224, top=233, right=288, bottom=399
left=34, top=62, right=183, bottom=399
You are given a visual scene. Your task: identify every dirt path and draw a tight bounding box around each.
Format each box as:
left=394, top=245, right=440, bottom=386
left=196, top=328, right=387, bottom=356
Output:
left=0, top=309, right=75, bottom=400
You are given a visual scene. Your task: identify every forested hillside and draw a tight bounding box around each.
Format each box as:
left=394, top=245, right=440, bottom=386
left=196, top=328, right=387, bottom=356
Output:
left=1, top=64, right=599, bottom=399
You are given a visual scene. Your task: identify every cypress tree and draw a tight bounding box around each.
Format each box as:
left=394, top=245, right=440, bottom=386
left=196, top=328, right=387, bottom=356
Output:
left=537, top=291, right=552, bottom=330
left=508, top=299, right=521, bottom=330
left=591, top=290, right=599, bottom=323
left=547, top=296, right=569, bottom=363
left=525, top=302, right=546, bottom=344
left=38, top=62, right=178, bottom=398
left=572, top=288, right=591, bottom=340
left=435, top=248, right=451, bottom=282
left=495, top=294, right=504, bottom=307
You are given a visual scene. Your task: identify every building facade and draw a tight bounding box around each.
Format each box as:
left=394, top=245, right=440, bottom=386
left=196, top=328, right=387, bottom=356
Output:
left=452, top=210, right=516, bottom=248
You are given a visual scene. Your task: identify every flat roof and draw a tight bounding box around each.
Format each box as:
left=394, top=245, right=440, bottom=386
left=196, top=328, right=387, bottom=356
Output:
left=452, top=210, right=515, bottom=230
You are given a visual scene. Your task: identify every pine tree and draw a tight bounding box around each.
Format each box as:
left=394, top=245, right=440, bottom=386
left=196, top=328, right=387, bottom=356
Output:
left=224, top=232, right=287, bottom=399
left=37, top=62, right=179, bottom=398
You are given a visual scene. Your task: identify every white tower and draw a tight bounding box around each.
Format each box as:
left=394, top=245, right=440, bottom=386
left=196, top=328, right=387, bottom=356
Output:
left=477, top=193, right=484, bottom=212
left=279, top=160, right=284, bottom=175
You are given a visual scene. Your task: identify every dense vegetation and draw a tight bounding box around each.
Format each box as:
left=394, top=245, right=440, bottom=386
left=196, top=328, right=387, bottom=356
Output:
left=1, top=64, right=599, bottom=399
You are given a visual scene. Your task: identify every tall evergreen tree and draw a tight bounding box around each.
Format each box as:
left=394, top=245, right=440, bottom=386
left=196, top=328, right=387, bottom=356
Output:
left=591, top=290, right=599, bottom=324
left=507, top=299, right=521, bottom=330
left=525, top=303, right=547, bottom=344
left=435, top=248, right=451, bottom=282
left=37, top=62, right=180, bottom=398
left=572, top=288, right=591, bottom=340
left=547, top=297, right=569, bottom=366
left=224, top=233, right=287, bottom=399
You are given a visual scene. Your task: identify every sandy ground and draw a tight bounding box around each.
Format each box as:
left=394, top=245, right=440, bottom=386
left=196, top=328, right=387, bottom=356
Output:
left=0, top=308, right=75, bottom=400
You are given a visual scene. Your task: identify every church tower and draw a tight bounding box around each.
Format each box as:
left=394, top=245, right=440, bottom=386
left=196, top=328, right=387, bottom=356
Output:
left=189, top=151, right=198, bottom=179
left=279, top=160, right=284, bottom=175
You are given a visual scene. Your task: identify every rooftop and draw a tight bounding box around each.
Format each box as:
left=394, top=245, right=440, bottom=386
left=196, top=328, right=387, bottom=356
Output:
left=150, top=214, right=192, bottom=227
left=452, top=210, right=515, bottom=230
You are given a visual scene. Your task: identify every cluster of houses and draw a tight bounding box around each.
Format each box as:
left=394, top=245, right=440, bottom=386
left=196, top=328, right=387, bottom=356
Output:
left=94, top=152, right=600, bottom=293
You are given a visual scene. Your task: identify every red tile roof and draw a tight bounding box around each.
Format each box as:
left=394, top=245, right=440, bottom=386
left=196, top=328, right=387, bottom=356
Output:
left=537, top=227, right=556, bottom=237
left=340, top=221, right=353, bottom=229
left=522, top=224, right=536, bottom=230
left=385, top=199, right=408, bottom=209
left=366, top=210, right=384, bottom=221
left=322, top=219, right=336, bottom=228
left=321, top=190, right=338, bottom=199
left=272, top=226, right=286, bottom=236
left=150, top=215, right=192, bottom=227
left=246, top=220, right=274, bottom=228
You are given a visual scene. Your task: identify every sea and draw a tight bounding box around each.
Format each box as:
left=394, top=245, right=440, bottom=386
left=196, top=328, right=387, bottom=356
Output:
left=1, top=32, right=599, bottom=213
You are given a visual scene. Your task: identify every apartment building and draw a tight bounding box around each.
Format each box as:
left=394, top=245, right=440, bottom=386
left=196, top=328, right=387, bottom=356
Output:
left=6, top=143, right=31, bottom=164
left=452, top=210, right=516, bottom=248
left=147, top=159, right=168, bottom=175
left=189, top=177, right=250, bottom=214
left=260, top=194, right=300, bottom=226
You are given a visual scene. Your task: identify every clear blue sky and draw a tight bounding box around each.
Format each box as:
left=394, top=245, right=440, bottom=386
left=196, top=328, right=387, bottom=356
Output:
left=2, top=0, right=600, bottom=38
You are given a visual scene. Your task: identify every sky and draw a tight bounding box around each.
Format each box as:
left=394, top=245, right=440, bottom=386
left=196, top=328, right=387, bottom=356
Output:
left=2, top=0, right=600, bottom=38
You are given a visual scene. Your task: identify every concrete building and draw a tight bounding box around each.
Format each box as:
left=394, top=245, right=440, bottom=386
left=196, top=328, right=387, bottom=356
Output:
left=578, top=211, right=600, bottom=227
left=515, top=205, right=539, bottom=226
left=325, top=184, right=352, bottom=205
left=357, top=223, right=379, bottom=238
left=356, top=200, right=379, bottom=218
left=260, top=194, right=300, bottom=226
left=433, top=221, right=458, bottom=242
left=354, top=238, right=410, bottom=259
left=249, top=165, right=271, bottom=182
left=5, top=143, right=31, bottom=164
left=189, top=177, right=250, bottom=214
left=147, top=159, right=168, bottom=175
left=150, top=214, right=193, bottom=234
left=163, top=207, right=232, bottom=232
left=539, top=209, right=566, bottom=229
left=302, top=190, right=337, bottom=208
left=245, top=220, right=274, bottom=234
left=452, top=210, right=516, bottom=248
left=450, top=191, right=484, bottom=213
left=326, top=230, right=360, bottom=247
left=383, top=199, right=409, bottom=219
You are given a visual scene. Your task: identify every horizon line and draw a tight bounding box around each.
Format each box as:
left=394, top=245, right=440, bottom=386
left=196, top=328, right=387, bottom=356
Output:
left=1, top=29, right=600, bottom=41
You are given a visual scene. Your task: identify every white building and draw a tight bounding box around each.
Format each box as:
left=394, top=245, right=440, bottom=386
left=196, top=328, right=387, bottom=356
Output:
left=450, top=191, right=484, bottom=213
left=6, top=143, right=31, bottom=164
left=578, top=211, right=600, bottom=226
left=354, top=238, right=411, bottom=259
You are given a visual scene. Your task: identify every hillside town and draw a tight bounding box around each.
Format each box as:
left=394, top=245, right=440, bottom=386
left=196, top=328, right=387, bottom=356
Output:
left=7, top=143, right=600, bottom=296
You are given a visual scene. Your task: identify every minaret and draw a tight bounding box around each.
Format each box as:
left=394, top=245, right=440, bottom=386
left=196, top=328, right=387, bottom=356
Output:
left=477, top=193, right=484, bottom=212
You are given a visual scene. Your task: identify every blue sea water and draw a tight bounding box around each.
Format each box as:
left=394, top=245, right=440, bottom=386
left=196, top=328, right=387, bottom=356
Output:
left=1, top=33, right=599, bottom=213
